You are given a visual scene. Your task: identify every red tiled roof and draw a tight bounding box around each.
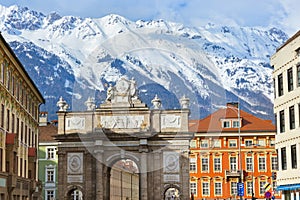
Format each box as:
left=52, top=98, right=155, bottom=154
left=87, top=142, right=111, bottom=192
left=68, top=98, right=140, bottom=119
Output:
left=39, top=123, right=58, bottom=142
left=189, top=105, right=275, bottom=133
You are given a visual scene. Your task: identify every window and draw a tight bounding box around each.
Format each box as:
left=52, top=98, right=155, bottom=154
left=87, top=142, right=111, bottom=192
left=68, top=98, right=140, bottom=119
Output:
left=190, top=158, right=197, bottom=172
left=1, top=104, right=4, bottom=128
left=190, top=182, right=197, bottom=196
left=247, top=181, right=253, bottom=196
left=214, top=157, right=221, bottom=172
left=215, top=182, right=222, bottom=196
left=270, top=139, right=275, bottom=146
left=71, top=190, right=83, bottom=200
left=46, top=167, right=55, bottom=182
left=257, top=139, right=265, bottom=146
left=245, top=140, right=253, bottom=147
left=271, top=156, right=278, bottom=171
left=287, top=67, right=294, bottom=92
left=281, top=147, right=287, bottom=170
left=296, top=47, right=300, bottom=56
left=258, top=157, right=266, bottom=171
left=289, top=106, right=295, bottom=130
left=232, top=120, right=240, bottom=128
left=223, top=121, right=230, bottom=128
left=279, top=110, right=285, bottom=133
left=200, top=140, right=209, bottom=148
left=246, top=157, right=253, bottom=171
left=231, top=182, right=237, bottom=195
left=47, top=148, right=56, bottom=160
left=291, top=144, right=297, bottom=169
left=297, top=65, right=300, bottom=87
left=213, top=139, right=221, bottom=148
left=278, top=73, right=283, bottom=96
left=230, top=157, right=237, bottom=171
left=259, top=181, right=266, bottom=195
left=202, top=182, right=209, bottom=196
left=46, top=190, right=55, bottom=200
left=201, top=157, right=209, bottom=172
left=190, top=140, right=197, bottom=148
left=229, top=140, right=237, bottom=147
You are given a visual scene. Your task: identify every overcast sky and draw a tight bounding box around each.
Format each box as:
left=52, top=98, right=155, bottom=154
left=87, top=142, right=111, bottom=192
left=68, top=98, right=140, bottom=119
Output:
left=1, top=0, right=299, bottom=36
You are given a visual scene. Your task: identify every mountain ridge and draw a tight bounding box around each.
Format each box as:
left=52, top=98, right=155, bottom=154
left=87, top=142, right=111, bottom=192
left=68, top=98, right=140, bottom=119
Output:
left=0, top=5, right=288, bottom=121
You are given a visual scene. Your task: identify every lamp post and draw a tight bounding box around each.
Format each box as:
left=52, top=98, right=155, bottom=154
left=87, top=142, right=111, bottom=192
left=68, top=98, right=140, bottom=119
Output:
left=251, top=150, right=255, bottom=200
left=237, top=102, right=243, bottom=200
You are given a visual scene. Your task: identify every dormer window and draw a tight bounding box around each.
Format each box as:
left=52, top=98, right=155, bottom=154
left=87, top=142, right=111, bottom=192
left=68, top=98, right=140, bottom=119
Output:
left=232, top=120, right=240, bottom=128
left=221, top=119, right=242, bottom=128
left=223, top=121, right=230, bottom=128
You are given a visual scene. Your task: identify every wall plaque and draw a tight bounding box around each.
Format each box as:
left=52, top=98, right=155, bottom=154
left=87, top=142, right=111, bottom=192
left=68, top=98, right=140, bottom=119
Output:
left=66, top=117, right=85, bottom=130
left=67, top=153, right=83, bottom=174
left=161, top=115, right=181, bottom=128
left=163, top=152, right=179, bottom=173
left=100, top=115, right=144, bottom=129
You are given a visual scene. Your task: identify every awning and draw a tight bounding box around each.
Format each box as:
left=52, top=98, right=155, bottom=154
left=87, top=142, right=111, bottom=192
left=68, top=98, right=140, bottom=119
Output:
left=276, top=183, right=300, bottom=191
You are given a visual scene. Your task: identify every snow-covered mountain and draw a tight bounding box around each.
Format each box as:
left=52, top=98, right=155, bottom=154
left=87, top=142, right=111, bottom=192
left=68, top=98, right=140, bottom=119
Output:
left=0, top=5, right=288, bottom=120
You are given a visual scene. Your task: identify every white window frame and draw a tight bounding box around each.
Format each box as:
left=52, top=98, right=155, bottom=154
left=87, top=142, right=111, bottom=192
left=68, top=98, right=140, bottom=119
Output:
left=229, top=140, right=237, bottom=147
left=190, top=157, right=197, bottom=172
left=246, top=157, right=253, bottom=171
left=46, top=166, right=55, bottom=183
left=246, top=181, right=253, bottom=196
left=232, top=120, right=240, bottom=128
left=46, top=147, right=57, bottom=160
left=200, top=140, right=209, bottom=148
left=271, top=156, right=278, bottom=171
left=245, top=140, right=253, bottom=147
left=231, top=181, right=238, bottom=195
left=258, top=157, right=266, bottom=171
left=201, top=157, right=209, bottom=172
left=190, top=182, right=197, bottom=196
left=257, top=139, right=266, bottom=146
left=259, top=181, right=266, bottom=195
left=213, top=139, right=221, bottom=148
left=202, top=182, right=210, bottom=196
left=230, top=157, right=237, bottom=171
left=45, top=189, right=55, bottom=200
left=214, top=157, right=222, bottom=172
left=190, top=140, right=197, bottom=148
left=222, top=120, right=230, bottom=128
left=215, top=182, right=222, bottom=196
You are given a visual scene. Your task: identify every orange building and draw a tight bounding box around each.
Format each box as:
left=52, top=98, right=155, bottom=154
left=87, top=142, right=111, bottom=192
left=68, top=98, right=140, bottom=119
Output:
left=189, top=103, right=280, bottom=200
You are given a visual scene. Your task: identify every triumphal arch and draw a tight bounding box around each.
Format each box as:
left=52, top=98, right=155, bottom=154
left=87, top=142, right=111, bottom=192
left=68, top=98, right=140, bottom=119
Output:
left=55, top=77, right=193, bottom=200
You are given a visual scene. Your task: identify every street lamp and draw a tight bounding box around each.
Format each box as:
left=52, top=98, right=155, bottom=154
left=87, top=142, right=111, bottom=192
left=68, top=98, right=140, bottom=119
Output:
left=237, top=102, right=243, bottom=200
left=227, top=102, right=243, bottom=200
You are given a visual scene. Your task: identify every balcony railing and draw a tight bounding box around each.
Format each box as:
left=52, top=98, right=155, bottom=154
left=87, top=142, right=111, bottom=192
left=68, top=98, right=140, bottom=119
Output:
left=225, top=170, right=242, bottom=179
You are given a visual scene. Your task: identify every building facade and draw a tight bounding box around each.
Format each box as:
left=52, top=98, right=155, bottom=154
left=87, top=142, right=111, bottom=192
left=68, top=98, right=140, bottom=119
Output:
left=38, top=112, right=58, bottom=200
left=271, top=30, right=300, bottom=200
left=189, top=103, right=279, bottom=200
left=54, top=77, right=192, bottom=200
left=0, top=33, right=44, bottom=199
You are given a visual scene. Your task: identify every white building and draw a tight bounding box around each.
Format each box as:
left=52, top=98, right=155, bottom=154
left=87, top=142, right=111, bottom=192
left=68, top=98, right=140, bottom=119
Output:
left=271, top=30, right=300, bottom=200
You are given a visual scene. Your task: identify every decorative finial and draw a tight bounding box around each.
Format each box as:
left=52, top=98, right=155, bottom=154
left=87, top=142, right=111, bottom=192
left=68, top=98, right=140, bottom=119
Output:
left=57, top=96, right=68, bottom=111
left=85, top=97, right=96, bottom=111
left=180, top=95, right=190, bottom=109
left=151, top=94, right=161, bottom=109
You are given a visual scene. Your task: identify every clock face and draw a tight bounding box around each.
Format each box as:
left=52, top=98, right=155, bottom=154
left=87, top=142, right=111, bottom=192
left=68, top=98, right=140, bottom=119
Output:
left=116, top=79, right=129, bottom=94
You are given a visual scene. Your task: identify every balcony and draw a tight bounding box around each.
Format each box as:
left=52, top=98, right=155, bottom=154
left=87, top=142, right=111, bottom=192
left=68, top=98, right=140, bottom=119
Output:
left=225, top=170, right=242, bottom=179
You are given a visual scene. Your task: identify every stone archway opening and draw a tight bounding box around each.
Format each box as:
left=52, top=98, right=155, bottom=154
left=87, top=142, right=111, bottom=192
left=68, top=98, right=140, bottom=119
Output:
left=67, top=188, right=83, bottom=200
left=110, top=159, right=140, bottom=200
left=164, top=187, right=180, bottom=200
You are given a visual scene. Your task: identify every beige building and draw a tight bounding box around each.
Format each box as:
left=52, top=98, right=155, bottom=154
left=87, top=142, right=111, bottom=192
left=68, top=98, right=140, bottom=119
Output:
left=271, top=30, right=300, bottom=200
left=0, top=33, right=44, bottom=199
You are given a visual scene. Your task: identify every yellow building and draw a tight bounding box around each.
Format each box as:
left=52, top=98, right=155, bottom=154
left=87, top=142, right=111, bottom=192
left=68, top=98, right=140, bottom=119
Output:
left=0, top=33, right=44, bottom=199
left=271, top=30, right=300, bottom=200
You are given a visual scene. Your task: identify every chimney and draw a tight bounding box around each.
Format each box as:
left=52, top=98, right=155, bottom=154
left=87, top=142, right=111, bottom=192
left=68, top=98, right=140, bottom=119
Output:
left=226, top=102, right=239, bottom=108
left=39, top=112, right=48, bottom=126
